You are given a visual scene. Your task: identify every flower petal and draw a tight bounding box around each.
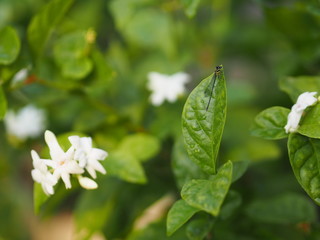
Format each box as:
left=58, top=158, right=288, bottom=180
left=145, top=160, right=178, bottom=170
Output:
left=78, top=176, right=98, bottom=189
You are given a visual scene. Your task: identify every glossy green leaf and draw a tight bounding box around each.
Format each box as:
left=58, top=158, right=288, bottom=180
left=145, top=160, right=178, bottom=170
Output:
left=251, top=106, right=290, bottom=140
left=182, top=67, right=226, bottom=174
left=0, top=26, right=20, bottom=65
left=279, top=76, right=320, bottom=101
left=118, top=133, right=160, bottom=162
left=186, top=215, right=214, bottom=240
left=27, top=0, right=74, bottom=56
left=0, top=86, right=7, bottom=119
left=288, top=134, right=320, bottom=205
left=172, top=138, right=207, bottom=189
left=181, top=0, right=201, bottom=18
left=298, top=104, right=320, bottom=139
left=245, top=193, right=317, bottom=224
left=104, top=151, right=147, bottom=184
left=166, top=199, right=199, bottom=236
left=181, top=161, right=233, bottom=216
left=33, top=183, right=49, bottom=214
left=53, top=31, right=93, bottom=79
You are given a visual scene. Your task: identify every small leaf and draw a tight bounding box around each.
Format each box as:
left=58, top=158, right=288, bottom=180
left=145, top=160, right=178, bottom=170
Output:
left=245, top=193, right=317, bottom=224
left=251, top=106, right=290, bottom=140
left=118, top=133, right=160, bottom=162
left=279, top=76, right=320, bottom=102
left=27, top=0, right=74, bottom=56
left=0, top=86, right=7, bottom=119
left=298, top=104, right=320, bottom=139
left=166, top=199, right=199, bottom=236
left=288, top=134, right=320, bottom=205
left=181, top=161, right=233, bottom=216
left=104, top=151, right=147, bottom=184
left=0, top=26, right=20, bottom=65
left=171, top=138, right=207, bottom=189
left=33, top=183, right=49, bottom=214
left=231, top=161, right=249, bottom=182
left=219, top=190, right=242, bottom=220
left=180, top=0, right=201, bottom=18
left=182, top=66, right=226, bottom=174
left=186, top=215, right=214, bottom=240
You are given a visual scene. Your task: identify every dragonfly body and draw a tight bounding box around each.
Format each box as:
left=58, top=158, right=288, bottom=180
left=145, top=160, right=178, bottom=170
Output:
left=205, top=65, right=223, bottom=111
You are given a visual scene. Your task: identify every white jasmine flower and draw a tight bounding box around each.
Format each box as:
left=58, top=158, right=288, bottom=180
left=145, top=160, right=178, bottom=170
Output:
left=68, top=136, right=108, bottom=179
left=78, top=175, right=98, bottom=189
left=44, top=130, right=84, bottom=189
left=284, top=92, right=318, bottom=133
left=11, top=68, right=28, bottom=84
left=147, top=72, right=190, bottom=106
left=31, top=150, right=57, bottom=195
left=4, top=105, right=46, bottom=140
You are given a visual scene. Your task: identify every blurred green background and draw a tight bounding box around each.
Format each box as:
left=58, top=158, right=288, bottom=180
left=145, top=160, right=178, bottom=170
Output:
left=1, top=0, right=320, bottom=239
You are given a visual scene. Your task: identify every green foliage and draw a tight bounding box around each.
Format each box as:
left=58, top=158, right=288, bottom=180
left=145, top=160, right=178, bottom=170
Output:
left=0, top=26, right=20, bottom=65
left=181, top=161, right=233, bottom=216
left=180, top=0, right=202, bottom=18
left=33, top=183, right=49, bottom=214
left=0, top=86, right=6, bottom=119
left=298, top=104, right=320, bottom=139
left=182, top=69, right=226, bottom=174
left=251, top=106, right=290, bottom=140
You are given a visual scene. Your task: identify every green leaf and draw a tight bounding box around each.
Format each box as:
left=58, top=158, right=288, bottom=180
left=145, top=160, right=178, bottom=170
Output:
left=180, top=0, right=201, bottom=18
left=245, top=193, right=317, bottom=224
left=33, top=183, right=49, bottom=214
left=231, top=161, right=249, bottom=182
left=166, top=199, right=199, bottom=236
left=219, top=190, right=242, bottom=220
left=298, top=104, right=320, bottom=139
left=251, top=106, right=290, bottom=140
left=104, top=151, right=147, bottom=184
left=186, top=215, right=214, bottom=240
left=118, top=133, right=160, bottom=162
left=279, top=76, right=320, bottom=101
left=27, top=0, right=74, bottom=56
left=0, top=26, right=20, bottom=65
left=288, top=134, right=320, bottom=205
left=181, top=161, right=233, bottom=216
left=53, top=31, right=93, bottom=79
left=182, top=67, right=226, bottom=174
left=0, top=86, right=7, bottom=119
left=172, top=138, right=207, bottom=189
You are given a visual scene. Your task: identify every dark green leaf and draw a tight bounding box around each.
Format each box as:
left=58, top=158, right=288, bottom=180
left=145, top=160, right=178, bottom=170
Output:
left=182, top=67, right=226, bottom=174
left=251, top=106, right=290, bottom=140
left=186, top=215, right=214, bottom=240
left=33, top=183, right=49, bottom=215
left=298, top=104, right=320, bottom=139
left=172, top=138, right=207, bottom=189
left=27, top=0, right=74, bottom=56
left=245, top=193, right=317, bottom=224
left=0, top=26, right=20, bottom=65
left=118, top=133, right=160, bottom=162
left=104, top=151, right=147, bottom=184
left=279, top=76, right=320, bottom=102
left=219, top=190, right=242, bottom=220
left=181, top=161, right=233, bottom=216
left=0, top=86, right=7, bottom=119
left=288, top=134, right=320, bottom=205
left=231, top=161, right=249, bottom=182
left=166, top=199, right=199, bottom=236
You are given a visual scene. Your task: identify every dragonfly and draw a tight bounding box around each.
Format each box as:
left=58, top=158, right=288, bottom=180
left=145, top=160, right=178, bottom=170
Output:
left=205, top=65, right=223, bottom=111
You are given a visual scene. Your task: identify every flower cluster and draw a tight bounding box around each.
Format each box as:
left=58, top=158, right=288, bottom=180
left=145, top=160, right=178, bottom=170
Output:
left=284, top=92, right=318, bottom=133
left=31, top=130, right=108, bottom=195
left=147, top=72, right=190, bottom=106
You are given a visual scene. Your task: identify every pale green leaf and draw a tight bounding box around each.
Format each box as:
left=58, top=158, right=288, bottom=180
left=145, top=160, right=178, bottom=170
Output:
left=246, top=193, right=317, bottom=224
left=27, top=0, right=74, bottom=56
left=0, top=86, right=7, bottom=119
left=118, top=133, right=160, bottom=162
left=182, top=66, right=226, bottom=174
left=181, top=161, right=233, bottom=216
left=166, top=199, right=199, bottom=236
left=0, top=26, right=20, bottom=65
left=288, top=134, right=320, bottom=205
left=251, top=106, right=290, bottom=140
left=298, top=104, right=320, bottom=139
left=180, top=0, right=201, bottom=18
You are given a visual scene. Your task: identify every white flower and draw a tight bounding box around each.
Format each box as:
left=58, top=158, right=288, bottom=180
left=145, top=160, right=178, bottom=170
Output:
left=4, top=105, right=46, bottom=140
left=147, top=72, right=190, bottom=106
left=68, top=136, right=107, bottom=179
left=284, top=92, right=318, bottom=133
left=31, top=150, right=57, bottom=195
left=11, top=68, right=28, bottom=84
left=78, top=175, right=98, bottom=189
left=43, top=130, right=84, bottom=189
